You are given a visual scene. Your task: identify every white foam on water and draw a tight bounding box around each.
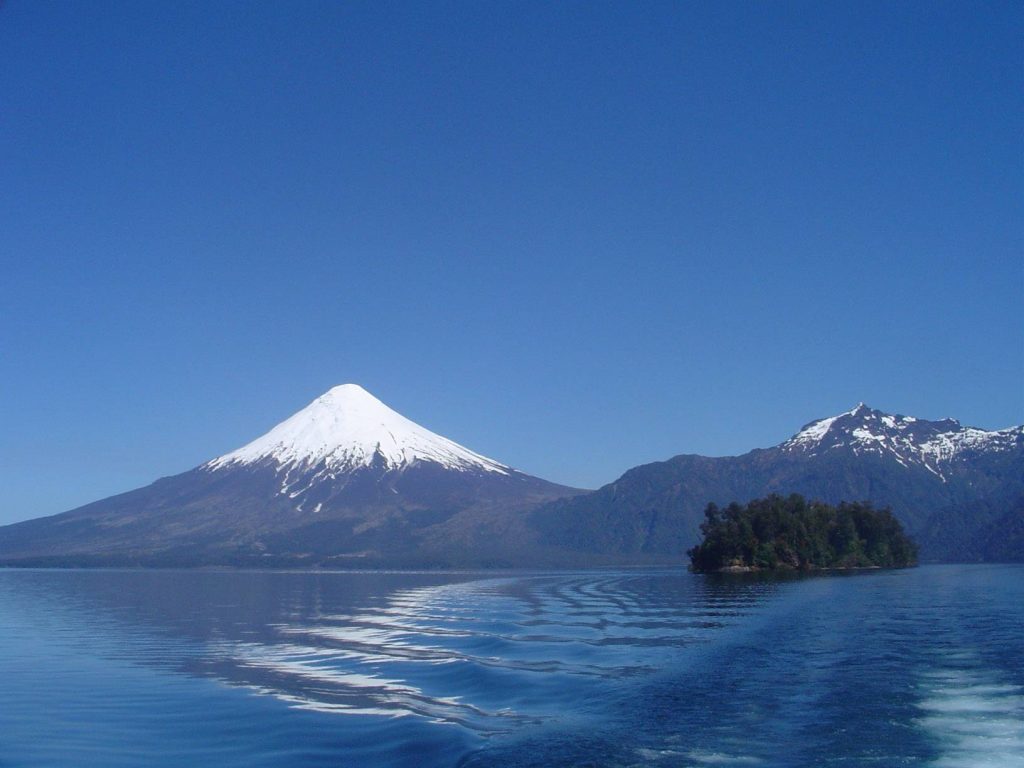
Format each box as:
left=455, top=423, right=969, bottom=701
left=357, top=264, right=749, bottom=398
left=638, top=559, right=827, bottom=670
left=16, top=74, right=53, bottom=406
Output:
left=916, top=666, right=1024, bottom=767
left=684, top=751, right=763, bottom=765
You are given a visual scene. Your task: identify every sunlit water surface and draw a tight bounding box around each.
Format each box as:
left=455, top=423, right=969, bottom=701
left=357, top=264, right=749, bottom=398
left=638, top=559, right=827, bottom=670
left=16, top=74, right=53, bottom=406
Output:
left=0, top=565, right=1020, bottom=767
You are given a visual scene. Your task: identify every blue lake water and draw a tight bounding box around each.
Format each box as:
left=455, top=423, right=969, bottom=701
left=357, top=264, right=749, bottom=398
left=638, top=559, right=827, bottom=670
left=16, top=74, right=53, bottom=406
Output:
left=0, top=565, right=1020, bottom=767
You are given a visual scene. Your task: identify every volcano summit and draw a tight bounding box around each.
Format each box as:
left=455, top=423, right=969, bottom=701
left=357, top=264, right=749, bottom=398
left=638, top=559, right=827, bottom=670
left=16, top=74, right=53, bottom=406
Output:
left=0, top=385, right=582, bottom=567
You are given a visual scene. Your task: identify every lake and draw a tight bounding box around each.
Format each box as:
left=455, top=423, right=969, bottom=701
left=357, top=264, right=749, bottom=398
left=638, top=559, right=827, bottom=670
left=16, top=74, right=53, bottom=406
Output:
left=0, top=565, right=1020, bottom=767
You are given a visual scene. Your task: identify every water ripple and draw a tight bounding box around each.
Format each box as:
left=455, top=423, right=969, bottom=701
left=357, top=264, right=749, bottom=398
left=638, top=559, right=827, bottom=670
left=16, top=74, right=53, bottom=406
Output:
left=0, top=565, right=1020, bottom=767
left=186, top=572, right=770, bottom=731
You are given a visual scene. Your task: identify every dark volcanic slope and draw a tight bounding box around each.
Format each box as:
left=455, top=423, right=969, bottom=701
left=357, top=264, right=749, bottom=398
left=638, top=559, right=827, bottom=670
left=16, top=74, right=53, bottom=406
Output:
left=531, top=404, right=1023, bottom=562
left=0, top=460, right=580, bottom=567
left=0, top=386, right=582, bottom=567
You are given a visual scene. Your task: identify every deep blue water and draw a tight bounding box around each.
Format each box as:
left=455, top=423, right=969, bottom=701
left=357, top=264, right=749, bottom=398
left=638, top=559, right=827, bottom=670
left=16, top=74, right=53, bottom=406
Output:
left=0, top=565, right=1020, bottom=767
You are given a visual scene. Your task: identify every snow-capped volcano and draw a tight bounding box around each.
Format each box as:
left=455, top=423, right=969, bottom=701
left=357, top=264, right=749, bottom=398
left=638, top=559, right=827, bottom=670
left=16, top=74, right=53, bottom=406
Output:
left=782, top=403, right=1023, bottom=479
left=207, top=384, right=509, bottom=476
left=0, top=385, right=582, bottom=567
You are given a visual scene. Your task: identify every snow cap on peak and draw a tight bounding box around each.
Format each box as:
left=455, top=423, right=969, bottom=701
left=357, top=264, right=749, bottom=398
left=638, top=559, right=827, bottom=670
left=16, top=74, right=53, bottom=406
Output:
left=206, top=384, right=510, bottom=475
left=311, top=383, right=394, bottom=412
left=785, top=403, right=879, bottom=450
left=320, top=383, right=374, bottom=399
left=845, top=403, right=881, bottom=419
left=781, top=403, right=1021, bottom=471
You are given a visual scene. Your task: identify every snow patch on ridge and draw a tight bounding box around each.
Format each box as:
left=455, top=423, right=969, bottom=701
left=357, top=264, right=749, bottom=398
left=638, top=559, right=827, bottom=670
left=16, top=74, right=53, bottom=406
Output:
left=782, top=403, right=1022, bottom=479
left=919, top=427, right=1022, bottom=463
left=205, top=384, right=510, bottom=476
left=785, top=404, right=862, bottom=450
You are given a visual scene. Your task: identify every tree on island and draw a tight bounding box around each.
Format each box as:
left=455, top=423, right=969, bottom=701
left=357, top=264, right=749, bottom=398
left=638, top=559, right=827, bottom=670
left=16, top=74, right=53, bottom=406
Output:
left=687, top=494, right=918, bottom=572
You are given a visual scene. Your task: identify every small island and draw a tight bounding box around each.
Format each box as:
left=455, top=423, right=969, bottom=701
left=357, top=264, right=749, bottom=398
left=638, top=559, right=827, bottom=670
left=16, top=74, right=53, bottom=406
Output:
left=688, top=494, right=918, bottom=573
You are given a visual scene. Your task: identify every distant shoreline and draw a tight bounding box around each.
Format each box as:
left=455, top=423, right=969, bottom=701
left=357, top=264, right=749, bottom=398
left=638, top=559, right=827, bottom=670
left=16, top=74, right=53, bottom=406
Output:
left=707, top=563, right=906, bottom=574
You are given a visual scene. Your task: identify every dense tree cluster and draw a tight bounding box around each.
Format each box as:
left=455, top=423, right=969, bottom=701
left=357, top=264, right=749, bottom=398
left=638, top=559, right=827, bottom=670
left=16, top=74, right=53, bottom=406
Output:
left=687, top=494, right=918, bottom=572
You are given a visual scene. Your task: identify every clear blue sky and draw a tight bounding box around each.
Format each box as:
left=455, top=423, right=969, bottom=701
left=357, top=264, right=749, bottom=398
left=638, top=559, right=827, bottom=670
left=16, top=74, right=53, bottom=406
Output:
left=2, top=1, right=1021, bottom=525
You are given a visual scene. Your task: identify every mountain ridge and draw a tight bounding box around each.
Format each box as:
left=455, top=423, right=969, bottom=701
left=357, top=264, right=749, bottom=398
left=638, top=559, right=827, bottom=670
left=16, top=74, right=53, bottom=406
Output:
left=532, top=403, right=1022, bottom=563
left=0, top=393, right=1019, bottom=566
left=780, top=402, right=1022, bottom=480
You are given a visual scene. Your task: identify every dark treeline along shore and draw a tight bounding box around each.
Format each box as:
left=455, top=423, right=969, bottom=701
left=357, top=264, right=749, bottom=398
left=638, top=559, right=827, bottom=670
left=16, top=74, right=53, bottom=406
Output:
left=688, top=494, right=918, bottom=573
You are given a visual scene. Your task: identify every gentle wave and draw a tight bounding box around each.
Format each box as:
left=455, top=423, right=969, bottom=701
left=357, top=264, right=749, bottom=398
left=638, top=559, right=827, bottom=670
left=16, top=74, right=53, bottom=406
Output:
left=194, top=573, right=772, bottom=732
left=0, top=565, right=1020, bottom=767
left=917, top=668, right=1024, bottom=767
